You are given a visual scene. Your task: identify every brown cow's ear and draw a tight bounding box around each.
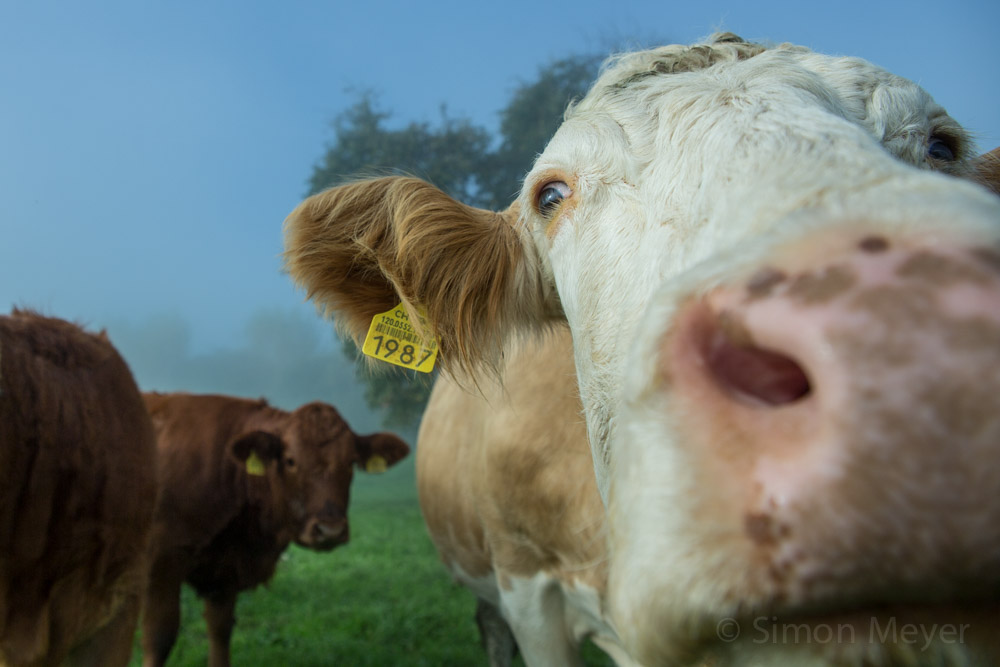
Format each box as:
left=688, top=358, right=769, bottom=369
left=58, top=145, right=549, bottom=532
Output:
left=355, top=432, right=410, bottom=474
left=973, top=147, right=1000, bottom=196
left=230, top=430, right=285, bottom=476
left=283, top=176, right=559, bottom=378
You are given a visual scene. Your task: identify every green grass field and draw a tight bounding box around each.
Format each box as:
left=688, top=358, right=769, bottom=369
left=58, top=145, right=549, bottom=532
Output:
left=128, top=456, right=614, bottom=666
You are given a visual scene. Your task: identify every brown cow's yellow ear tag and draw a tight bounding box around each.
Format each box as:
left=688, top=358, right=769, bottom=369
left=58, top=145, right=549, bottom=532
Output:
left=361, top=304, right=438, bottom=373
left=245, top=451, right=267, bottom=476
left=365, top=455, right=388, bottom=474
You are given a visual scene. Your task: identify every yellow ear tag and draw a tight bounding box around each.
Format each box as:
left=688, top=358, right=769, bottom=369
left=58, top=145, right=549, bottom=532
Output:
left=361, top=304, right=438, bottom=373
left=245, top=451, right=267, bottom=476
left=365, top=455, right=388, bottom=474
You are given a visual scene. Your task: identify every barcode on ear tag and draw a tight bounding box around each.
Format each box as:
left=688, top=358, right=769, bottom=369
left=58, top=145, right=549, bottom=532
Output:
left=361, top=304, right=438, bottom=373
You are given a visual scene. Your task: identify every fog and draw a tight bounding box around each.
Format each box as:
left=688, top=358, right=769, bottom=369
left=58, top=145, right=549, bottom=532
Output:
left=3, top=2, right=997, bottom=450
left=104, top=307, right=393, bottom=439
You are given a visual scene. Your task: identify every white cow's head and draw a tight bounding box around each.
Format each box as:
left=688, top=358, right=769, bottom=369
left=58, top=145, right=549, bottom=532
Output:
left=285, top=34, right=1000, bottom=666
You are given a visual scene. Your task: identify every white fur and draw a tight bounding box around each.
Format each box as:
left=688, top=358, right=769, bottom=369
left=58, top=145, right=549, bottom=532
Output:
left=497, top=571, right=635, bottom=667
left=521, top=46, right=992, bottom=495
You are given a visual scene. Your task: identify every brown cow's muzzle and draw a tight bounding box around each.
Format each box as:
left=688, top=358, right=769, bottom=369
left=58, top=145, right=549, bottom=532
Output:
left=614, top=232, right=1000, bottom=664
left=297, top=506, right=349, bottom=551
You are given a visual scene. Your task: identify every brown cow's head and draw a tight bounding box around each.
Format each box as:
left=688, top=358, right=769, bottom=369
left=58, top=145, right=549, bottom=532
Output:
left=230, top=401, right=409, bottom=551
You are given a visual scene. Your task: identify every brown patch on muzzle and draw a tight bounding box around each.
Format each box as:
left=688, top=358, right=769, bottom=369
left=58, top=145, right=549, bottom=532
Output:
left=896, top=251, right=993, bottom=286
left=858, top=236, right=890, bottom=253
left=746, top=267, right=788, bottom=299
left=971, top=246, right=1000, bottom=276
left=816, top=274, right=1000, bottom=594
left=786, top=265, right=857, bottom=305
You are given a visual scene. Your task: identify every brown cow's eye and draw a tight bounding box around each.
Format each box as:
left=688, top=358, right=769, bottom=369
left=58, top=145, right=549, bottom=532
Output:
left=285, top=456, right=296, bottom=469
left=536, top=181, right=571, bottom=216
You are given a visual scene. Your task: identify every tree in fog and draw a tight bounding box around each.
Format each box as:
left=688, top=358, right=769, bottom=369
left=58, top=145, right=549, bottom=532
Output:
left=478, top=54, right=602, bottom=210
left=306, top=54, right=601, bottom=430
left=309, top=94, right=493, bottom=205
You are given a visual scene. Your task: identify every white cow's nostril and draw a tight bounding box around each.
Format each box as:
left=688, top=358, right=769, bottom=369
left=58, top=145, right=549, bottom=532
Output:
left=700, top=309, right=811, bottom=406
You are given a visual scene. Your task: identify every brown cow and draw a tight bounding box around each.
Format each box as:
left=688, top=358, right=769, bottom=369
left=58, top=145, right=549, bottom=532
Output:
left=0, top=309, right=158, bottom=667
left=139, top=392, right=409, bottom=667
left=418, top=326, right=638, bottom=666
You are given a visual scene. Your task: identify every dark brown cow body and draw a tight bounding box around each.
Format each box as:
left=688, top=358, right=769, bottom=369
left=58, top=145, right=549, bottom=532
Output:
left=140, top=392, right=409, bottom=667
left=0, top=310, right=158, bottom=667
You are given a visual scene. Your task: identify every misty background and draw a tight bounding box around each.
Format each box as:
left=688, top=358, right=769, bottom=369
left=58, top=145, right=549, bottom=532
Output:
left=2, top=1, right=998, bottom=438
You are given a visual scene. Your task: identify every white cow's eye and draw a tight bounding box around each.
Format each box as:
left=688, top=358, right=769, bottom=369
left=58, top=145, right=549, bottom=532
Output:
left=536, top=181, right=571, bottom=216
left=927, top=137, right=956, bottom=162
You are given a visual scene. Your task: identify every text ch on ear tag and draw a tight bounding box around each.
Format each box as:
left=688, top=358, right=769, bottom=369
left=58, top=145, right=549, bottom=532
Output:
left=365, top=455, right=388, bottom=474
left=361, top=303, right=438, bottom=373
left=245, top=451, right=267, bottom=476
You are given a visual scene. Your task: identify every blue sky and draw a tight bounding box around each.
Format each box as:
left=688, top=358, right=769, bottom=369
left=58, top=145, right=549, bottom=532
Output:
left=1, top=0, right=997, bottom=409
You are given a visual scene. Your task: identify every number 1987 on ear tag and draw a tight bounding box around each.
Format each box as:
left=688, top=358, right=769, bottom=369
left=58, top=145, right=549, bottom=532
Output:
left=361, top=304, right=438, bottom=373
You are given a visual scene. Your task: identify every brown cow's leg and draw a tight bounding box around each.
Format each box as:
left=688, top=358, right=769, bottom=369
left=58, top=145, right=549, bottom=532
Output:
left=66, top=591, right=142, bottom=667
left=204, top=592, right=236, bottom=667
left=141, top=560, right=184, bottom=667
left=475, top=598, right=518, bottom=667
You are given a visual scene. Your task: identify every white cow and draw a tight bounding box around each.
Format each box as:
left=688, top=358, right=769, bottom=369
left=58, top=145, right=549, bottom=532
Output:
left=285, top=34, right=1000, bottom=666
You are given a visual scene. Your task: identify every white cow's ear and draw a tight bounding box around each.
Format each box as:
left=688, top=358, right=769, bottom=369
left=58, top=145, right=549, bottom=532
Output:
left=974, top=147, right=1000, bottom=196
left=283, top=176, right=559, bottom=378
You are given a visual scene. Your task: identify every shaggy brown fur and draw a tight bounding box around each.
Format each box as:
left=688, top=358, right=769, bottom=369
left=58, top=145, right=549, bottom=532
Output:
left=0, top=309, right=157, bottom=667
left=283, top=177, right=559, bottom=378
left=975, top=147, right=1000, bottom=195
